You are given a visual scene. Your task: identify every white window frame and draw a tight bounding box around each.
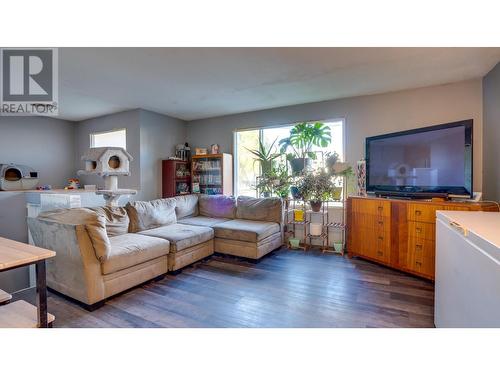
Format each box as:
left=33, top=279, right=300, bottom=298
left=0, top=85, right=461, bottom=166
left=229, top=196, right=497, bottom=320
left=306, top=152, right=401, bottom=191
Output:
left=233, top=118, right=346, bottom=197
left=90, top=128, right=127, bottom=149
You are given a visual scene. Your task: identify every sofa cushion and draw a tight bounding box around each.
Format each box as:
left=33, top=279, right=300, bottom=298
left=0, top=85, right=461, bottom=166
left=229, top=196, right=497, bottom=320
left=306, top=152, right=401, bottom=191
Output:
left=90, top=206, right=130, bottom=237
left=174, top=194, right=199, bottom=219
left=212, top=219, right=280, bottom=243
left=178, top=216, right=230, bottom=227
left=125, top=198, right=176, bottom=232
left=102, top=233, right=170, bottom=275
left=236, top=196, right=283, bottom=224
left=199, top=194, right=236, bottom=219
left=37, top=208, right=111, bottom=261
left=139, top=223, right=214, bottom=253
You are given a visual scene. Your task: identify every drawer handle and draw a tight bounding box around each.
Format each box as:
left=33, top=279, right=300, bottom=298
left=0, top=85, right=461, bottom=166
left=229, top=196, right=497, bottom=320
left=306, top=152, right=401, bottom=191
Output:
left=415, top=244, right=422, bottom=250
left=377, top=250, right=384, bottom=256
left=378, top=236, right=384, bottom=240
left=378, top=221, right=384, bottom=225
left=415, top=210, right=422, bottom=216
left=377, top=206, right=383, bottom=211
left=415, top=227, right=422, bottom=233
left=415, top=261, right=422, bottom=266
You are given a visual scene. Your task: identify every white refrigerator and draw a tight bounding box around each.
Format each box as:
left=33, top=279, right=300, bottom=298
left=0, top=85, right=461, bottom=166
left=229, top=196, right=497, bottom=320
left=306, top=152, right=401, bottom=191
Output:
left=435, top=210, right=500, bottom=327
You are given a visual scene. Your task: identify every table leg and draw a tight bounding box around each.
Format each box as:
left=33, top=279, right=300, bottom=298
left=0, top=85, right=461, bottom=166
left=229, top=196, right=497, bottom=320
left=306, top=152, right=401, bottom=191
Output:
left=35, top=260, right=48, bottom=328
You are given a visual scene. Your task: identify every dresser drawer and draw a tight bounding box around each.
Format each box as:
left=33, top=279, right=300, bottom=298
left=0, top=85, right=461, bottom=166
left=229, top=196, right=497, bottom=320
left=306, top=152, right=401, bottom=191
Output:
left=373, top=243, right=390, bottom=263
left=408, top=221, right=435, bottom=241
left=352, top=213, right=391, bottom=232
left=407, top=236, right=435, bottom=278
left=407, top=203, right=444, bottom=223
left=369, top=231, right=391, bottom=263
left=352, top=199, right=391, bottom=218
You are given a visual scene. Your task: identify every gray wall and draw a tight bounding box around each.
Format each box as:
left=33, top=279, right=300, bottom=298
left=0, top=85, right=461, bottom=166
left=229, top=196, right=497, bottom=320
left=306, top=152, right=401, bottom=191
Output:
left=0, top=116, right=76, bottom=292
left=73, top=109, right=187, bottom=202
left=138, top=110, right=187, bottom=201
left=482, top=63, right=500, bottom=201
left=75, top=109, right=142, bottom=191
left=0, top=116, right=76, bottom=187
left=187, top=79, right=484, bottom=191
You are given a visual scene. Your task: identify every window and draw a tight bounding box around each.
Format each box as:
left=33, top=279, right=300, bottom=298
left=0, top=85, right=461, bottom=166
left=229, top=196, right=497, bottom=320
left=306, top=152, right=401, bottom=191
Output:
left=90, top=128, right=127, bottom=149
left=234, top=119, right=344, bottom=196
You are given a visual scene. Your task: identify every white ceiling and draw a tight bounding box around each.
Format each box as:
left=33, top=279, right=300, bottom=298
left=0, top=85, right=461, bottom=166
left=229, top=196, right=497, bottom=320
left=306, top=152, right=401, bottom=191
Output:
left=58, top=48, right=500, bottom=122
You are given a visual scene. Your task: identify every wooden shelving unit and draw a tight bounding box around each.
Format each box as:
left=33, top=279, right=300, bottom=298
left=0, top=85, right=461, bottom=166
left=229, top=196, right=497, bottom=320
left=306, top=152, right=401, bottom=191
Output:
left=162, top=160, right=191, bottom=198
left=191, top=153, right=233, bottom=195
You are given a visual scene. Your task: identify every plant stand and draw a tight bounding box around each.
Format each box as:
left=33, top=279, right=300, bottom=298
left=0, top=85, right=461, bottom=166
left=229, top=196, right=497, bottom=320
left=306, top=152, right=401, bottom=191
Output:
left=284, top=198, right=308, bottom=250
left=284, top=176, right=347, bottom=255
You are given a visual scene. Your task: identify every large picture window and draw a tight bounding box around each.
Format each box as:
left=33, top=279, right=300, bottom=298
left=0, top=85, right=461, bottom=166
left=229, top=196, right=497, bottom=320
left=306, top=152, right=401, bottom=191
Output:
left=234, top=119, right=344, bottom=197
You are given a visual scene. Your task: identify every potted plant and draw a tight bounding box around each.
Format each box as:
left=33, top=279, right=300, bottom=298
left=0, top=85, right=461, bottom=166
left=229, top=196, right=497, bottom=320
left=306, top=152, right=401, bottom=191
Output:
left=296, top=170, right=336, bottom=212
left=325, top=152, right=353, bottom=200
left=279, top=122, right=332, bottom=174
left=254, top=164, right=292, bottom=200
left=272, top=165, right=293, bottom=200
left=255, top=174, right=273, bottom=197
left=326, top=151, right=352, bottom=176
left=246, top=138, right=280, bottom=175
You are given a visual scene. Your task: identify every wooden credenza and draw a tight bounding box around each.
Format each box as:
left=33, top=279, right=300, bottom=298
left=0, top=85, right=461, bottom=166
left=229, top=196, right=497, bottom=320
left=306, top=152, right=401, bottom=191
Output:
left=346, top=196, right=499, bottom=280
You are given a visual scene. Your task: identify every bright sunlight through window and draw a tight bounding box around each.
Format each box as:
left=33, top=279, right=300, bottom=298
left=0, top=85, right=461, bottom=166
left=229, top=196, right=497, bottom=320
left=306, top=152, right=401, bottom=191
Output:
left=234, top=120, right=344, bottom=197
left=90, top=129, right=127, bottom=149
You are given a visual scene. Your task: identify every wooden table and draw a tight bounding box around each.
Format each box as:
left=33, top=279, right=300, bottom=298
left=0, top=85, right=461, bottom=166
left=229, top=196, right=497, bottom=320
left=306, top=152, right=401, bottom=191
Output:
left=0, top=237, right=55, bottom=328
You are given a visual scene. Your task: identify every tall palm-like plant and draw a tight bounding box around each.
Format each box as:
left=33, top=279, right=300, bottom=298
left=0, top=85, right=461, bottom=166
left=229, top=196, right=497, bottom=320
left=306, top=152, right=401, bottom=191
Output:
left=245, top=137, right=280, bottom=174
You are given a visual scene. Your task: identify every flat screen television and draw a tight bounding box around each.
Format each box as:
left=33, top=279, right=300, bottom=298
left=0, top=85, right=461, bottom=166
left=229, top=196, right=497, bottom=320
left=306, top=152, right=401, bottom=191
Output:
left=365, top=120, right=473, bottom=198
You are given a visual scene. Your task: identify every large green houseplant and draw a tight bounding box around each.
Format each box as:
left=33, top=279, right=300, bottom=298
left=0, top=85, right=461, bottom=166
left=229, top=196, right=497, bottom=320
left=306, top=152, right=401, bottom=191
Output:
left=279, top=122, right=332, bottom=174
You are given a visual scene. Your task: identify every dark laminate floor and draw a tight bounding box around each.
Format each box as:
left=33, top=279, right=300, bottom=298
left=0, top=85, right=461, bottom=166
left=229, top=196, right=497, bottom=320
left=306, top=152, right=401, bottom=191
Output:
left=28, top=248, right=435, bottom=328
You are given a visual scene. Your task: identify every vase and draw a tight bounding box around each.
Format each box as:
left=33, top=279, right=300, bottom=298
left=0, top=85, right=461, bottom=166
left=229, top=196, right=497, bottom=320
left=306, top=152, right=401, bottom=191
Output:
left=290, top=186, right=301, bottom=199
left=289, top=237, right=300, bottom=248
left=310, top=223, right=323, bottom=236
left=310, top=200, right=322, bottom=212
left=290, top=158, right=312, bottom=174
left=333, top=242, right=343, bottom=252
left=331, top=187, right=342, bottom=200
left=293, top=209, right=304, bottom=222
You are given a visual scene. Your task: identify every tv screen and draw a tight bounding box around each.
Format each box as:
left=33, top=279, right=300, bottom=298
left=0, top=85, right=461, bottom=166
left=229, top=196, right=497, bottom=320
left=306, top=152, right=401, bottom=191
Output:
left=366, top=120, right=473, bottom=198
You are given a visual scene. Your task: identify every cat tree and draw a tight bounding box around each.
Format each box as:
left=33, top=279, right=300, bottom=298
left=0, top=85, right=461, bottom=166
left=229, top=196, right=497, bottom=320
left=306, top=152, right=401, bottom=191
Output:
left=78, top=147, right=137, bottom=206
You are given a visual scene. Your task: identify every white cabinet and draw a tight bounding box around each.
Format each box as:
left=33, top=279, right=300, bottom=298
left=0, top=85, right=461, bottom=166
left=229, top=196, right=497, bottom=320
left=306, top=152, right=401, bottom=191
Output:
left=435, top=210, right=500, bottom=328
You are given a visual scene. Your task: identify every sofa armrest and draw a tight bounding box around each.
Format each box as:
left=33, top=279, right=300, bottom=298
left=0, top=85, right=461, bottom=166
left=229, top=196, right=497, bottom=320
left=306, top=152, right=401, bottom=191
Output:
left=28, top=218, right=105, bottom=305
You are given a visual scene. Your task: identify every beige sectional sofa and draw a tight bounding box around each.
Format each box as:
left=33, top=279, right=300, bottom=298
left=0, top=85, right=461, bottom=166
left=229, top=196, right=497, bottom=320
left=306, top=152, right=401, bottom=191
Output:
left=28, top=194, right=283, bottom=309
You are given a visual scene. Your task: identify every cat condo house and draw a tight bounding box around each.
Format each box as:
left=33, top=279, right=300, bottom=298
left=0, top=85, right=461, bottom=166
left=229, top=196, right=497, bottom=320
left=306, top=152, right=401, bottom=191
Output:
left=0, top=163, right=39, bottom=191
left=78, top=147, right=136, bottom=206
